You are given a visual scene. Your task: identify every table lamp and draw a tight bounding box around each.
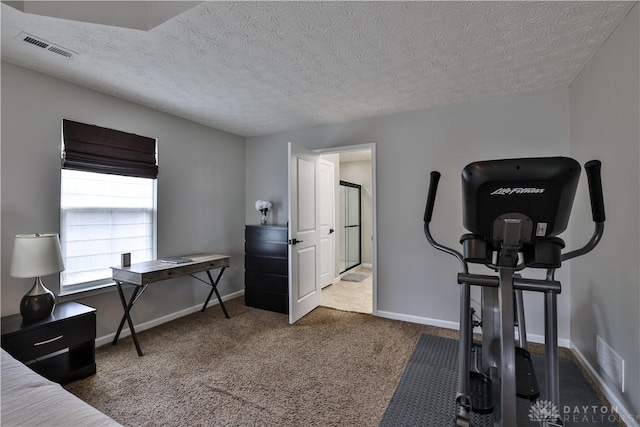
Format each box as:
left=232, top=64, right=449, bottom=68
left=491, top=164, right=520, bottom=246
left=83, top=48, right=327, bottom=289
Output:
left=9, top=233, right=65, bottom=321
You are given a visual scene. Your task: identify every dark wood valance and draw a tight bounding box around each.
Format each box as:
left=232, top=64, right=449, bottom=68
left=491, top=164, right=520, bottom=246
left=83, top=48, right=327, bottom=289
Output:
left=62, top=119, right=158, bottom=179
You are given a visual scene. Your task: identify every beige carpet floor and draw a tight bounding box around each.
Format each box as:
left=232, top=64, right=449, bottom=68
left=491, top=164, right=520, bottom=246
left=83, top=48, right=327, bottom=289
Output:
left=64, top=297, right=618, bottom=427
left=65, top=297, right=454, bottom=427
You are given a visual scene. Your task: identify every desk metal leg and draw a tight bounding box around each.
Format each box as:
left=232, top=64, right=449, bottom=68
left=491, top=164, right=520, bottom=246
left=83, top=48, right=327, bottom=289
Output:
left=201, top=267, right=229, bottom=318
left=113, top=282, right=144, bottom=357
left=113, top=284, right=138, bottom=344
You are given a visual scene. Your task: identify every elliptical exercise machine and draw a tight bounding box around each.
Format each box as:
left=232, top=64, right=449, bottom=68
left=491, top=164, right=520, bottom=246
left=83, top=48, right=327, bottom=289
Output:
left=423, top=157, right=605, bottom=427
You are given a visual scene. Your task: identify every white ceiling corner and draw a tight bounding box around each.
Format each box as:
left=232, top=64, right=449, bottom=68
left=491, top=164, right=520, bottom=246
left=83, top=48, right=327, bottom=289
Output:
left=2, top=1, right=203, bottom=30
left=0, top=1, right=635, bottom=138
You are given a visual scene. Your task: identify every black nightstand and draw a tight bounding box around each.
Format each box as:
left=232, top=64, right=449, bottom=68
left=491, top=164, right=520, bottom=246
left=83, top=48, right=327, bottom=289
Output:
left=1, top=301, right=96, bottom=384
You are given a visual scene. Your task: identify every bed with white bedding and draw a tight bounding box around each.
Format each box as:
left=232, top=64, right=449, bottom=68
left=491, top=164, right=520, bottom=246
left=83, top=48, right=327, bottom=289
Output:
left=1, top=348, right=122, bottom=427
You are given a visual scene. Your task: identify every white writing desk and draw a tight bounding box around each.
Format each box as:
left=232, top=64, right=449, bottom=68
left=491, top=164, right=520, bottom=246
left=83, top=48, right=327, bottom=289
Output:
left=111, top=253, right=230, bottom=356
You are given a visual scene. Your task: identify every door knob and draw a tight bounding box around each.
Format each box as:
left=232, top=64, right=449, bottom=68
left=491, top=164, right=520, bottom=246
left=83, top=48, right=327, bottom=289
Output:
left=288, top=238, right=304, bottom=245
left=329, top=228, right=335, bottom=234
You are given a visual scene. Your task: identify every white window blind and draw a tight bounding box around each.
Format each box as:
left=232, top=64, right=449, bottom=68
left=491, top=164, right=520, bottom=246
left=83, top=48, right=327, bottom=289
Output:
left=60, top=169, right=156, bottom=293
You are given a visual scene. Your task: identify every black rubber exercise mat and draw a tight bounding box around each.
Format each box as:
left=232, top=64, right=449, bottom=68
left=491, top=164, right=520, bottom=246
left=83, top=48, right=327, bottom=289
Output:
left=379, top=334, right=620, bottom=427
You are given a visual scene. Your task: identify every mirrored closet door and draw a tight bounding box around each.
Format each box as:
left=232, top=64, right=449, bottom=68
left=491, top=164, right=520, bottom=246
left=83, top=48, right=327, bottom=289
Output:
left=340, top=181, right=361, bottom=273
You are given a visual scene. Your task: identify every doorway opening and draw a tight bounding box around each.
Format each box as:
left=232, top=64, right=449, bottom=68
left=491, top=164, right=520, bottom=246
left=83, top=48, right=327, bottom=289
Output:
left=316, top=144, right=376, bottom=315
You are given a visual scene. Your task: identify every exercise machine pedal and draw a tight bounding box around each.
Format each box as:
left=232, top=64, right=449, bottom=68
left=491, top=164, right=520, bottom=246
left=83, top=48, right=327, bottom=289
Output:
left=455, top=415, right=472, bottom=427
left=469, top=371, right=494, bottom=413
left=454, top=395, right=473, bottom=427
left=515, top=346, right=540, bottom=399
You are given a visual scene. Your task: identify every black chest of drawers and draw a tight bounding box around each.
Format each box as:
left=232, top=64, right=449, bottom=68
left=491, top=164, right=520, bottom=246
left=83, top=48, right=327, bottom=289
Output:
left=244, top=225, right=289, bottom=314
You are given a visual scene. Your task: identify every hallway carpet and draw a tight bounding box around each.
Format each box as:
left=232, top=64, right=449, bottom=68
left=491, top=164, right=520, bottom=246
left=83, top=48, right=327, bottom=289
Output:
left=321, top=267, right=372, bottom=314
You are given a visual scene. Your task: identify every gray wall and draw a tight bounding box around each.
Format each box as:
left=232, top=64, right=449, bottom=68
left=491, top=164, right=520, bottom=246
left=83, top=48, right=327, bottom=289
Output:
left=1, top=62, right=246, bottom=339
left=246, top=89, right=572, bottom=339
left=569, top=4, right=639, bottom=418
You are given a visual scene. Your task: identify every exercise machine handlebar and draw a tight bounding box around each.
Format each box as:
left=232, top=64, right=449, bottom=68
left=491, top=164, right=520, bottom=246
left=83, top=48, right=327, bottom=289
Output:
left=585, top=160, right=606, bottom=223
left=424, top=171, right=441, bottom=223
left=561, top=160, right=606, bottom=263
left=423, top=170, right=466, bottom=270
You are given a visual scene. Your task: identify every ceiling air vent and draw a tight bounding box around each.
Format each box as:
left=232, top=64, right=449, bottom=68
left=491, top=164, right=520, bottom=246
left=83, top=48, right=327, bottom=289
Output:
left=16, top=31, right=76, bottom=60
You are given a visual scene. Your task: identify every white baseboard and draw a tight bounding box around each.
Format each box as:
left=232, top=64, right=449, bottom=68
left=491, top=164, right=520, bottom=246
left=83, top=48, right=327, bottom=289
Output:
left=518, top=331, right=571, bottom=349
left=571, top=344, right=640, bottom=427
left=376, top=309, right=459, bottom=331
left=95, top=289, right=244, bottom=348
left=374, top=310, right=570, bottom=348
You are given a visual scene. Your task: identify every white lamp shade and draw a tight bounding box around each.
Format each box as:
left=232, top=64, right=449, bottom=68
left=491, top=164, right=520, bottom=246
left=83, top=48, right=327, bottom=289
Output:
left=9, top=233, right=65, bottom=278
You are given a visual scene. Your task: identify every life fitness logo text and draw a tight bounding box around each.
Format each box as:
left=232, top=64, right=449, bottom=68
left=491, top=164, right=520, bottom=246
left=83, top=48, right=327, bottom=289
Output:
left=491, top=187, right=545, bottom=196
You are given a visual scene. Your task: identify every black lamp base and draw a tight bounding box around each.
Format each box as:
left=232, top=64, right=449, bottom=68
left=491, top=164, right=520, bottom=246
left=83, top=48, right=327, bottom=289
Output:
left=20, top=278, right=56, bottom=321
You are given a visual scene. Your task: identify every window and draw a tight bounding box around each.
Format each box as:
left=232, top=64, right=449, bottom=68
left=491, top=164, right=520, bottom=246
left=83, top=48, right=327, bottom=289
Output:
left=59, top=119, right=158, bottom=295
left=60, top=170, right=157, bottom=294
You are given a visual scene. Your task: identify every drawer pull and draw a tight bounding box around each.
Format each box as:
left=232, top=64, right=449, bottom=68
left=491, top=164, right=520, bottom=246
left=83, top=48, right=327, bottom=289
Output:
left=34, top=335, right=63, bottom=346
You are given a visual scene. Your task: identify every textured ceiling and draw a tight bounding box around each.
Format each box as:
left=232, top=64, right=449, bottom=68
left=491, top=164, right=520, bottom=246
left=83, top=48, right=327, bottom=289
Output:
left=1, top=1, right=635, bottom=137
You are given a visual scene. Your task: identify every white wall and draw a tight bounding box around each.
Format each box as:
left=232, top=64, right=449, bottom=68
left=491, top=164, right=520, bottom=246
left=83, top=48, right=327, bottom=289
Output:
left=246, top=89, right=572, bottom=340
left=569, top=4, right=640, bottom=419
left=1, top=62, right=246, bottom=339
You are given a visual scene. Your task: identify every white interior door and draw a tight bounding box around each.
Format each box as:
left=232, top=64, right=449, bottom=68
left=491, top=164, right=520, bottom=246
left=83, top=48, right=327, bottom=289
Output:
left=288, top=142, right=321, bottom=324
left=319, top=158, right=335, bottom=288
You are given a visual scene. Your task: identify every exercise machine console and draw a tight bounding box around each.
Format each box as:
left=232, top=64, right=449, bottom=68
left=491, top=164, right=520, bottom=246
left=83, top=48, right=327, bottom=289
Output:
left=423, top=157, right=605, bottom=427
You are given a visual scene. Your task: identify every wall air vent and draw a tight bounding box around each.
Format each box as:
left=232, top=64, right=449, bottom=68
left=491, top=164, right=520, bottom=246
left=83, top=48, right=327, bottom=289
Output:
left=16, top=31, right=76, bottom=60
